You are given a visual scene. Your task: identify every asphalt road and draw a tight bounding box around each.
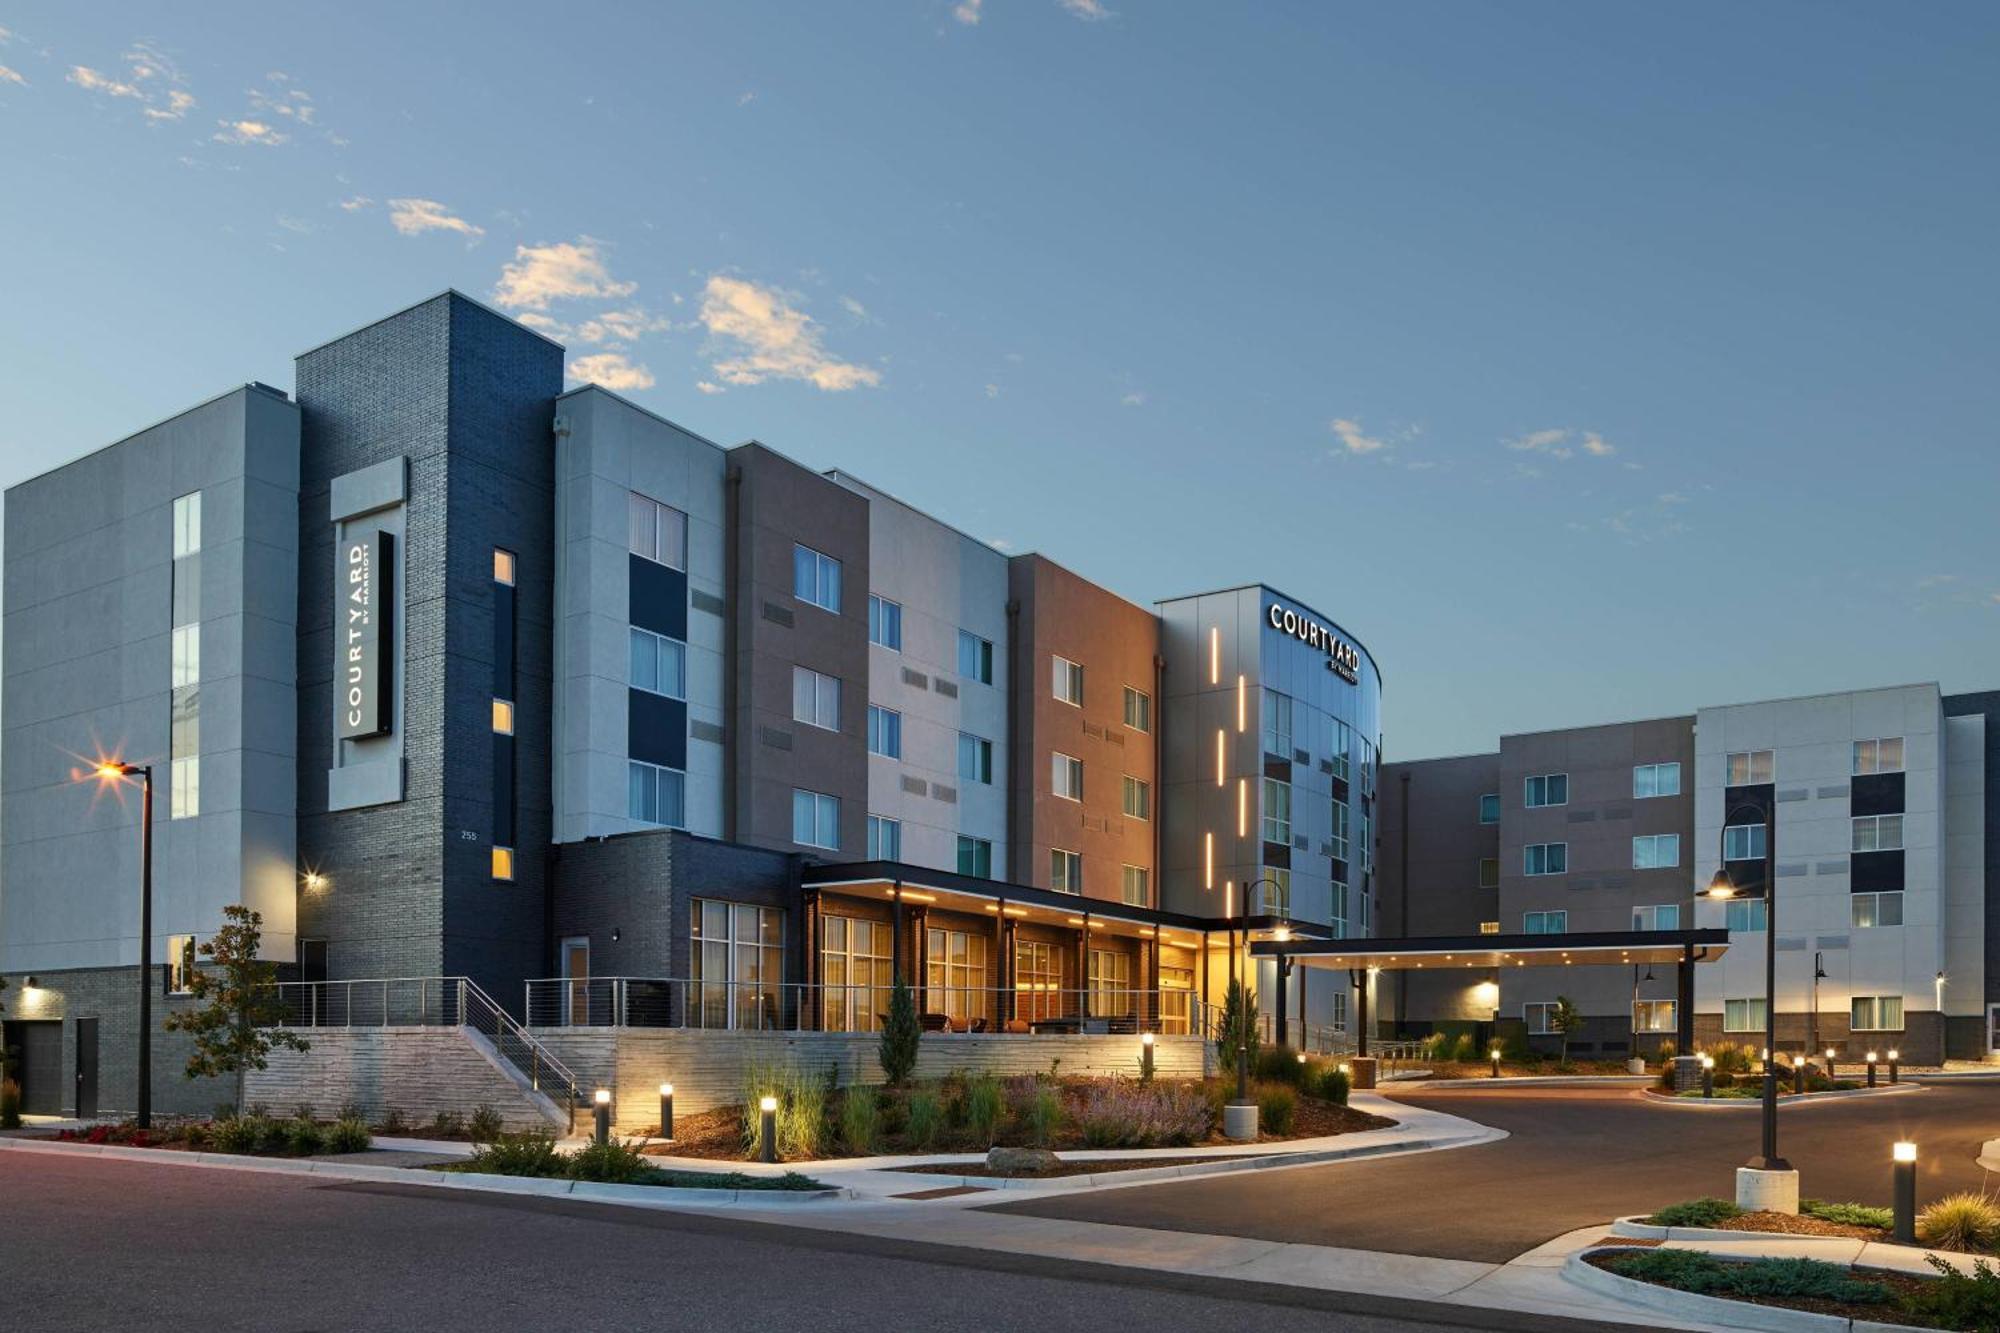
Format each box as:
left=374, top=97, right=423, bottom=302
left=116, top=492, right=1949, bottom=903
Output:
left=997, top=1081, right=2000, bottom=1263
left=0, top=1151, right=1645, bottom=1333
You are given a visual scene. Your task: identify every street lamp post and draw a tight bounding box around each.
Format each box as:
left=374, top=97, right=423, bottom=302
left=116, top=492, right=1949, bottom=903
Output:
left=1706, top=799, right=1788, bottom=1175
left=93, top=761, right=154, bottom=1129
left=1238, top=875, right=1289, bottom=1101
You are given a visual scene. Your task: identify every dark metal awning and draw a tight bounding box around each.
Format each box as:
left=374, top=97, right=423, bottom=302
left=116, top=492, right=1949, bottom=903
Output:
left=1249, top=928, right=1731, bottom=971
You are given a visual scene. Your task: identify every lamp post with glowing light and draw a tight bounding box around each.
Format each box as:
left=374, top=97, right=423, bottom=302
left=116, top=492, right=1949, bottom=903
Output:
left=1238, top=875, right=1289, bottom=1099
left=1705, top=799, right=1787, bottom=1175
left=92, top=761, right=155, bottom=1129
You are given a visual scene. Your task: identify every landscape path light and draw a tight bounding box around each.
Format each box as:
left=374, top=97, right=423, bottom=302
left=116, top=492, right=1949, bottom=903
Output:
left=760, top=1095, right=779, bottom=1164
left=1866, top=1051, right=1878, bottom=1088
left=1140, top=1032, right=1155, bottom=1081
left=1490, top=1047, right=1502, bottom=1079
left=1793, top=1053, right=1806, bottom=1095
left=659, top=1083, right=674, bottom=1141
left=1825, top=1048, right=1837, bottom=1083
left=1893, top=1141, right=1918, bottom=1244
left=1701, top=1054, right=1715, bottom=1099
left=1888, top=1049, right=1900, bottom=1085
left=592, top=1088, right=612, bottom=1145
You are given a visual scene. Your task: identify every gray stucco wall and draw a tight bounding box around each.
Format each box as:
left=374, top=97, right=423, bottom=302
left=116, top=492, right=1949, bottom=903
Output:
left=2, top=384, right=300, bottom=973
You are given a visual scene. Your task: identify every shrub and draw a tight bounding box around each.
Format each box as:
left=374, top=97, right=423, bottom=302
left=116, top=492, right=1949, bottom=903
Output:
left=1647, top=1197, right=1743, bottom=1228
left=1215, top=978, right=1258, bottom=1077
left=376, top=1107, right=408, bottom=1135
left=467, top=1104, right=504, bottom=1143
left=0, top=1077, right=20, bottom=1130
left=1918, top=1193, right=2000, bottom=1253
left=738, top=1060, right=831, bottom=1160
left=1257, top=1084, right=1296, bottom=1136
left=337, top=1100, right=367, bottom=1124
left=568, top=1138, right=652, bottom=1184
left=1021, top=1085, right=1062, bottom=1148
left=255, top=1115, right=292, bottom=1155
left=1657, top=1039, right=1678, bottom=1061
left=1076, top=1080, right=1212, bottom=1148
left=1801, top=1199, right=1892, bottom=1230
left=964, top=1075, right=1004, bottom=1146
left=1312, top=1066, right=1351, bottom=1106
left=1253, top=1048, right=1308, bottom=1085
left=1903, top=1255, right=2000, bottom=1330
left=430, top=1110, right=466, bottom=1138
left=1606, top=1249, right=1889, bottom=1304
left=325, top=1117, right=372, bottom=1154
left=212, top=1115, right=262, bottom=1154
left=286, top=1118, right=327, bottom=1156
left=467, top=1129, right=562, bottom=1177
left=879, top=977, right=920, bottom=1086
left=294, top=1102, right=317, bottom=1122
left=214, top=1101, right=241, bottom=1122
left=905, top=1090, right=942, bottom=1150
left=839, top=1090, right=880, bottom=1156
left=1707, top=1043, right=1753, bottom=1075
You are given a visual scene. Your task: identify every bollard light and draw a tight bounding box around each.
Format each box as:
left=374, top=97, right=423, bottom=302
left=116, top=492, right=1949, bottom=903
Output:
left=1793, top=1053, right=1806, bottom=1095
left=1893, top=1141, right=1918, bottom=1244
left=759, top=1095, right=779, bottom=1164
left=1866, top=1051, right=1879, bottom=1088
left=1140, top=1032, right=1155, bottom=1081
left=1490, top=1047, right=1502, bottom=1079
left=1825, top=1047, right=1838, bottom=1082
left=592, top=1087, right=612, bottom=1146
left=1700, top=1054, right=1715, bottom=1099
left=659, top=1082, right=675, bottom=1141
left=1888, top=1049, right=1900, bottom=1085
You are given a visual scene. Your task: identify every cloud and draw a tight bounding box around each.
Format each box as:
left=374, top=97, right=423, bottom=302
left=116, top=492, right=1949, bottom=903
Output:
left=1506, top=427, right=1619, bottom=460
left=699, top=275, right=881, bottom=391
left=1329, top=417, right=1388, bottom=456
left=840, top=295, right=873, bottom=324
left=1058, top=0, right=1113, bottom=18
left=1916, top=573, right=1958, bottom=590
left=985, top=383, right=1000, bottom=399
left=338, top=195, right=373, bottom=211
left=0, top=65, right=23, bottom=87
left=145, top=89, right=195, bottom=121
left=696, top=380, right=725, bottom=395
left=71, top=44, right=195, bottom=119
left=1657, top=491, right=1689, bottom=505
left=69, top=65, right=143, bottom=99
left=213, top=118, right=287, bottom=146
left=569, top=352, right=655, bottom=391
left=954, top=0, right=984, bottom=23
left=574, top=306, right=672, bottom=344
left=246, top=75, right=315, bottom=126
left=276, top=213, right=317, bottom=234
left=1121, top=391, right=1146, bottom=407
left=737, top=90, right=757, bottom=106
left=492, top=238, right=635, bottom=310
left=387, top=198, right=484, bottom=239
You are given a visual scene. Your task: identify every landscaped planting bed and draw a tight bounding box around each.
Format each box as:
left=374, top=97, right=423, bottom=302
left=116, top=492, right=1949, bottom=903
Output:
left=639, top=1057, right=1389, bottom=1164
left=1588, top=1248, right=2000, bottom=1330
left=889, top=1154, right=1273, bottom=1179
left=451, top=1132, right=827, bottom=1191
left=1644, top=1194, right=2000, bottom=1256
left=46, top=1111, right=374, bottom=1157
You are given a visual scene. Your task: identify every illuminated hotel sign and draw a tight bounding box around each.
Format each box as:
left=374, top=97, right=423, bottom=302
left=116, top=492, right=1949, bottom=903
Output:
left=1267, top=603, right=1360, bottom=683
left=337, top=529, right=395, bottom=739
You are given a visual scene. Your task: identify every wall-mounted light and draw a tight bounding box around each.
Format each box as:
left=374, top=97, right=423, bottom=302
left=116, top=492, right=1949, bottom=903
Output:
left=303, top=871, right=326, bottom=891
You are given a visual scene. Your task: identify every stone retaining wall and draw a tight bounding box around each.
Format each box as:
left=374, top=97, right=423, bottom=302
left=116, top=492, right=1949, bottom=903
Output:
left=245, top=1029, right=564, bottom=1131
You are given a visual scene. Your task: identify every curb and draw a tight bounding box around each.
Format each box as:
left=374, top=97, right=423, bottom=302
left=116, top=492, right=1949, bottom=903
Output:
left=1639, top=1084, right=1924, bottom=1110
left=0, top=1136, right=848, bottom=1207
left=867, top=1134, right=1468, bottom=1193
left=1563, top=1245, right=1853, bottom=1332
left=1407, top=1076, right=1654, bottom=1090
left=1609, top=1215, right=1870, bottom=1247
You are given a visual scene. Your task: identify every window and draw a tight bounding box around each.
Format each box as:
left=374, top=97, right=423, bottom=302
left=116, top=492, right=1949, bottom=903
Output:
left=1261, top=690, right=1294, bottom=758
left=628, top=761, right=686, bottom=828
left=1851, top=814, right=1904, bottom=853
left=1121, top=864, right=1150, bottom=907
left=1633, top=762, right=1681, bottom=799
left=1261, top=778, right=1291, bottom=844
left=491, top=846, right=515, bottom=881
left=957, top=630, right=994, bottom=685
left=692, top=899, right=784, bottom=1030
left=1851, top=995, right=1905, bottom=1031
left=1479, top=921, right=1501, bottom=935
left=929, top=927, right=991, bottom=1025
left=1632, top=904, right=1682, bottom=931
left=867, top=705, right=902, bottom=759
left=1088, top=948, right=1133, bottom=1016
left=866, top=814, right=901, bottom=861
left=493, top=548, right=516, bottom=585
left=1852, top=738, right=1905, bottom=776
left=791, top=788, right=839, bottom=849
left=1329, top=718, right=1352, bottom=783
left=1159, top=964, right=1195, bottom=1034
left=628, top=493, right=688, bottom=569
left=1726, top=750, right=1774, bottom=785
left=1724, top=997, right=1766, bottom=1032
left=1122, top=775, right=1152, bottom=821
left=1051, top=752, right=1083, bottom=802
left=1052, top=655, right=1084, bottom=706
left=1524, top=1002, right=1560, bottom=1035
left=491, top=699, right=514, bottom=735
left=868, top=595, right=902, bottom=651
left=1329, top=990, right=1349, bottom=1032
left=166, top=935, right=197, bottom=994
left=1259, top=867, right=1291, bottom=917
left=956, top=732, right=994, bottom=784
left=1632, top=833, right=1681, bottom=869
left=821, top=915, right=892, bottom=1032
left=1330, top=800, right=1351, bottom=861
left=1723, top=823, right=1767, bottom=860
left=1852, top=891, right=1904, bottom=928
left=1330, top=881, right=1349, bottom=938
left=1478, top=793, right=1500, bottom=824
left=1524, top=910, right=1567, bottom=934
left=1633, top=1000, right=1677, bottom=1032
left=1360, top=808, right=1373, bottom=872
left=1123, top=686, right=1152, bottom=733
left=1478, top=857, right=1500, bottom=890
left=1725, top=898, right=1768, bottom=932
left=629, top=627, right=687, bottom=699
left=169, top=755, right=199, bottom=820
left=1014, top=939, right=1062, bottom=1024
left=171, top=624, right=200, bottom=690
left=171, top=491, right=203, bottom=557
left=1524, top=773, right=1568, bottom=808
left=791, top=666, right=840, bottom=731
left=1050, top=848, right=1082, bottom=894
left=792, top=544, right=842, bottom=612
left=1523, top=842, right=1568, bottom=876
left=956, top=835, right=993, bottom=878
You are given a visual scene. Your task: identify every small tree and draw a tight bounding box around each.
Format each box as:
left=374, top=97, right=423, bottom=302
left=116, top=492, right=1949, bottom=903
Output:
left=878, top=976, right=920, bottom=1086
left=162, top=905, right=309, bottom=1110
left=1552, top=994, right=1585, bottom=1066
left=1216, top=977, right=1259, bottom=1076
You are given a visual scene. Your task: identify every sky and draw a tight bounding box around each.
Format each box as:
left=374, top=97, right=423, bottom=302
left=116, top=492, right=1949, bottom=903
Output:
left=1, top=2, right=1995, bottom=760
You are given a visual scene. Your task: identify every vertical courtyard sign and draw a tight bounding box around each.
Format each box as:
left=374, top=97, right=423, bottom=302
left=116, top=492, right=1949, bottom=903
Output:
left=337, top=529, right=395, bottom=739
left=1267, top=602, right=1360, bottom=683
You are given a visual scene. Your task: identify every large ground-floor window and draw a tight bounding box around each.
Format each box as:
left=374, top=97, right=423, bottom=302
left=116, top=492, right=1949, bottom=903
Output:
left=690, top=899, right=784, bottom=1030
left=1632, top=1000, right=1677, bottom=1032
left=821, top=914, right=892, bottom=1032
left=1015, top=939, right=1064, bottom=1024
left=1087, top=948, right=1133, bottom=1018
left=1159, top=965, right=1194, bottom=1034
left=926, top=927, right=990, bottom=1025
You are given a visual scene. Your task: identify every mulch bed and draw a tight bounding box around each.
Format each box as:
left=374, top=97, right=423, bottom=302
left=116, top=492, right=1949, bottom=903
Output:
left=1713, top=1211, right=1888, bottom=1241
left=1584, top=1251, right=1935, bottom=1320
left=889, top=1154, right=1272, bottom=1179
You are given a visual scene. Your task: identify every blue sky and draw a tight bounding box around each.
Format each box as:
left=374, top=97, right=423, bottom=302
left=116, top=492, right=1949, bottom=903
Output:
left=2, top=2, right=1995, bottom=759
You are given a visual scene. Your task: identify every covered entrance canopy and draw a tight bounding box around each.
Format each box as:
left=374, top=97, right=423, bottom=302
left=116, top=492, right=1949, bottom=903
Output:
left=1249, top=928, right=1731, bottom=1053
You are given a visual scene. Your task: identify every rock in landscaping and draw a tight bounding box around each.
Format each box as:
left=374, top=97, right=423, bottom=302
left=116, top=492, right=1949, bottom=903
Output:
left=985, top=1146, right=1061, bottom=1176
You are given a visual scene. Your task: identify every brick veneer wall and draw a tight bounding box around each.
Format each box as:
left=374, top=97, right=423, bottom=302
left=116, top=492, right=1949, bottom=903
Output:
left=3, top=964, right=232, bottom=1118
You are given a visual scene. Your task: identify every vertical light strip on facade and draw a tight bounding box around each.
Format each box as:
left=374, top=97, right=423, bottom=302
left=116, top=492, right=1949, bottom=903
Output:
left=1204, top=831, right=1213, bottom=889
left=1209, top=625, right=1219, bottom=684
left=1215, top=728, right=1225, bottom=786
left=1237, top=777, right=1248, bottom=837
left=1236, top=675, right=1246, bottom=732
